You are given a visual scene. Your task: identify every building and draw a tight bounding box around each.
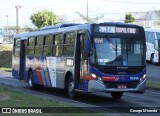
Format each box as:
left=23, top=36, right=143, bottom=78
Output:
left=127, top=11, right=160, bottom=28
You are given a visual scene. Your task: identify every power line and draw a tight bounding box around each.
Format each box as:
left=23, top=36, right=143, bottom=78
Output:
left=103, top=0, right=160, bottom=5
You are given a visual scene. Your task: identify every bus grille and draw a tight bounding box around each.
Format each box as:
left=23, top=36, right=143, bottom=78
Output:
left=104, top=81, right=139, bottom=88
left=98, top=66, right=144, bottom=75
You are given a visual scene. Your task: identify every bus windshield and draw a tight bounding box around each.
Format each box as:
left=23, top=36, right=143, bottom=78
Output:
left=90, top=37, right=144, bottom=66
left=156, top=32, right=160, bottom=39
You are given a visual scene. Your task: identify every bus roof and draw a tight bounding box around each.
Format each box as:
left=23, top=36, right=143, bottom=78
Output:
left=40, top=23, right=82, bottom=30
left=14, top=23, right=90, bottom=39
left=144, top=27, right=160, bottom=32
left=14, top=22, right=142, bottom=40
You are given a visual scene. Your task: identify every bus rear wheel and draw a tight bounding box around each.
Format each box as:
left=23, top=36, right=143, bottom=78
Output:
left=28, top=71, right=43, bottom=90
left=111, top=92, right=123, bottom=99
left=67, top=77, right=76, bottom=99
left=28, top=71, right=36, bottom=90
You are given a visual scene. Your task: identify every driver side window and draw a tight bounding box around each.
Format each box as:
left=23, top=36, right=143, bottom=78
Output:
left=155, top=39, right=158, bottom=50
left=90, top=44, right=95, bottom=64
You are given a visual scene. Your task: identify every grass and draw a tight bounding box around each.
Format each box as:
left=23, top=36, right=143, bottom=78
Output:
left=0, top=67, right=12, bottom=72
left=0, top=60, right=12, bottom=71
left=0, top=44, right=12, bottom=71
left=146, top=81, right=160, bottom=90
left=0, top=44, right=12, bottom=51
left=0, top=87, right=102, bottom=116
left=0, top=87, right=65, bottom=107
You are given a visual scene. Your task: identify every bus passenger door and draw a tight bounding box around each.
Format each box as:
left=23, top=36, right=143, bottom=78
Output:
left=12, top=39, right=20, bottom=79
left=19, top=40, right=26, bottom=80
left=75, top=33, right=87, bottom=89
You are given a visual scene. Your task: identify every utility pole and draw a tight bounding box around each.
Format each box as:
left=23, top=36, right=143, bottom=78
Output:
left=6, top=15, right=8, bottom=36
left=86, top=0, right=88, bottom=23
left=15, top=5, right=22, bottom=33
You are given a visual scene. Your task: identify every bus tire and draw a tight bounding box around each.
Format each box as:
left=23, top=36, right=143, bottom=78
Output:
left=111, top=92, right=123, bottom=99
left=28, top=71, right=36, bottom=90
left=67, top=77, right=76, bottom=99
left=150, top=54, right=155, bottom=64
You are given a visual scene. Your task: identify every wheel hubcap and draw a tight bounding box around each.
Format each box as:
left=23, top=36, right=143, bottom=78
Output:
left=29, top=78, right=32, bottom=87
left=69, top=82, right=74, bottom=93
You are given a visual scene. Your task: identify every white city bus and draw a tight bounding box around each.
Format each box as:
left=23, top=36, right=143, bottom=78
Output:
left=144, top=28, right=160, bottom=64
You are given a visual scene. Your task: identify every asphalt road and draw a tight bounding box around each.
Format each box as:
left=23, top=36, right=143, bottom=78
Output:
left=0, top=67, right=160, bottom=116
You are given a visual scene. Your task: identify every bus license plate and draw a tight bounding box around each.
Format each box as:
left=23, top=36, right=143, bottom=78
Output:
left=118, top=85, right=127, bottom=89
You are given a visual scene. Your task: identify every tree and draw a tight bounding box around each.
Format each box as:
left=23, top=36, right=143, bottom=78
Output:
left=125, top=13, right=135, bottom=23
left=30, top=10, right=57, bottom=29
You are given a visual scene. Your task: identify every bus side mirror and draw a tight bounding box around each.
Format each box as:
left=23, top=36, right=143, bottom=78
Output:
left=86, top=39, right=91, bottom=57
left=87, top=52, right=91, bottom=57
left=158, top=40, right=160, bottom=50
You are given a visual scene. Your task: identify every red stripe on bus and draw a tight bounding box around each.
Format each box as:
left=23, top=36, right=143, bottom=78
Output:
left=84, top=75, right=95, bottom=80
left=103, top=77, right=116, bottom=81
left=36, top=67, right=43, bottom=85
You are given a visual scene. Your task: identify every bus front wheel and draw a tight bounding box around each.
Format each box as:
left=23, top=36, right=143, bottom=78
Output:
left=111, top=92, right=123, bottom=99
left=67, top=77, right=76, bottom=99
left=150, top=55, right=155, bottom=64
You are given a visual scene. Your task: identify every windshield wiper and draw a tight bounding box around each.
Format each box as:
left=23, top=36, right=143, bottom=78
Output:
left=126, top=41, right=129, bottom=61
left=115, top=40, right=118, bottom=57
left=105, top=34, right=118, bottom=55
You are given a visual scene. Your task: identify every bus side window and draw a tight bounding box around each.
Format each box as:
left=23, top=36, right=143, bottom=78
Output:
left=13, top=39, right=16, bottom=54
left=63, top=32, right=75, bottom=56
left=35, top=36, right=43, bottom=56
left=13, top=38, right=20, bottom=56
left=43, top=35, right=53, bottom=56
left=54, top=34, right=63, bottom=57
left=27, top=37, right=35, bottom=56
left=16, top=39, right=20, bottom=56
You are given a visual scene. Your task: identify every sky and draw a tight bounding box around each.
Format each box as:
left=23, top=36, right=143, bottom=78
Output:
left=0, top=0, right=160, bottom=27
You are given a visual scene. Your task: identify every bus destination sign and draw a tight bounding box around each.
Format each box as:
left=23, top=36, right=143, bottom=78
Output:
left=94, top=26, right=137, bottom=34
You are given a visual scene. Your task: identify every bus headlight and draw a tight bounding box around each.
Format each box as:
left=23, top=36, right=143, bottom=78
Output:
left=91, top=73, right=102, bottom=82
left=91, top=73, right=97, bottom=79
left=139, top=74, right=146, bottom=83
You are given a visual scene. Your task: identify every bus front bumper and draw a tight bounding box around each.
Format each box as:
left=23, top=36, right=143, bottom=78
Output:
left=87, top=79, right=146, bottom=93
